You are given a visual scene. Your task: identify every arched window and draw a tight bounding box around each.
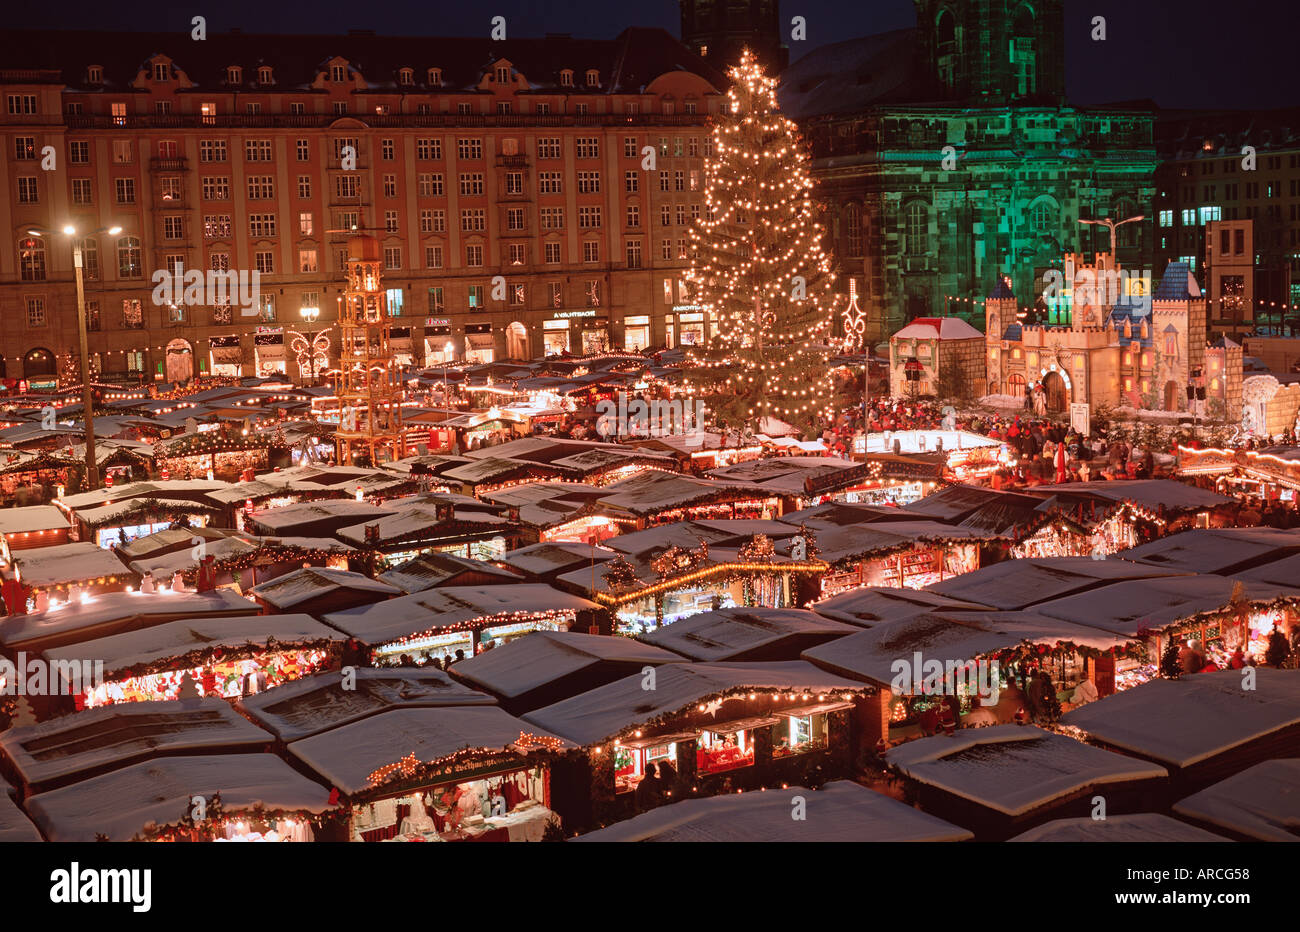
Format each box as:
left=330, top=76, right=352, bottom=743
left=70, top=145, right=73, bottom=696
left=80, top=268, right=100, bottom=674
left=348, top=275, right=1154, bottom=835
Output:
left=258, top=66, right=273, bottom=84
left=117, top=235, right=142, bottom=279
left=936, top=9, right=957, bottom=89
left=1031, top=199, right=1058, bottom=235
left=18, top=237, right=45, bottom=282
left=427, top=68, right=442, bottom=86
left=23, top=347, right=56, bottom=377
left=560, top=69, right=574, bottom=87
left=905, top=201, right=929, bottom=256
left=845, top=203, right=863, bottom=258
left=1011, top=7, right=1037, bottom=96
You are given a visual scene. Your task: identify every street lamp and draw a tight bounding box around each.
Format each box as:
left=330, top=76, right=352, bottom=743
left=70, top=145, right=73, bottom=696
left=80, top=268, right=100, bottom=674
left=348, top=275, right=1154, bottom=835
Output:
left=1078, top=214, right=1145, bottom=258
left=290, top=304, right=330, bottom=384
left=25, top=223, right=121, bottom=491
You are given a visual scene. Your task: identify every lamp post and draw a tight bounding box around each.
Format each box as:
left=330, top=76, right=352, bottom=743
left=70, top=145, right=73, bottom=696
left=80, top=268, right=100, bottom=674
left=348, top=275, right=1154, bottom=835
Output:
left=26, top=223, right=121, bottom=491
left=1078, top=214, right=1146, bottom=258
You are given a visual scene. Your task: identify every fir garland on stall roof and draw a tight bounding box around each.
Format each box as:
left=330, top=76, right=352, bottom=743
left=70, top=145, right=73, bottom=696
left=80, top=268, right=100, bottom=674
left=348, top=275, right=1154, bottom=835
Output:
left=100, top=637, right=343, bottom=683
left=80, top=497, right=224, bottom=530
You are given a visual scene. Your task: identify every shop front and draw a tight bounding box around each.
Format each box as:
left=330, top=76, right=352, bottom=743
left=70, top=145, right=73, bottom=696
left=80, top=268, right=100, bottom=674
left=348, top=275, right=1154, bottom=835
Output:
left=209, top=335, right=243, bottom=377
left=543, top=319, right=570, bottom=356
left=369, top=608, right=574, bottom=664
left=623, top=315, right=651, bottom=352
left=424, top=321, right=454, bottom=365
left=581, top=318, right=610, bottom=355
left=390, top=326, right=416, bottom=368
left=677, top=312, right=705, bottom=347
left=254, top=330, right=287, bottom=377
left=465, top=325, right=494, bottom=364
left=819, top=542, right=982, bottom=597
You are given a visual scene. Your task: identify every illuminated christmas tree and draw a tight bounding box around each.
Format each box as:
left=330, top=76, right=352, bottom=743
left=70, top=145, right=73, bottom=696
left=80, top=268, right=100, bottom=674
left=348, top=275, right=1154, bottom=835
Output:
left=685, top=49, right=836, bottom=437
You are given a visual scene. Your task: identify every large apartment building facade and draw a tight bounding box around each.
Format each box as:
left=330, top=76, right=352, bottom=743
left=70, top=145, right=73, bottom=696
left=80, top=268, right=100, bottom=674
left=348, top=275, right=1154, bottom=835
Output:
left=0, top=28, right=722, bottom=384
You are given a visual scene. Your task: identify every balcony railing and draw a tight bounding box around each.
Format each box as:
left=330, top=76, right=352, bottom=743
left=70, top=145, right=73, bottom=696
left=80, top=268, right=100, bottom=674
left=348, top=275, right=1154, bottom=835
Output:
left=66, top=112, right=711, bottom=131
left=149, top=157, right=189, bottom=171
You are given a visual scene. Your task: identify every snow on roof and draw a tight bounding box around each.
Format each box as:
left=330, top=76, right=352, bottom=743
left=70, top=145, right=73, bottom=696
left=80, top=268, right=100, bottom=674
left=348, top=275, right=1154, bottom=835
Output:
left=452, top=631, right=684, bottom=699
left=523, top=661, right=867, bottom=746
left=250, top=567, right=399, bottom=609
left=1032, top=576, right=1300, bottom=637
left=0, top=505, right=69, bottom=535
left=0, top=698, right=273, bottom=790
left=1030, top=479, right=1231, bottom=511
left=574, top=779, right=972, bottom=842
left=42, top=613, right=345, bottom=680
left=0, top=788, right=42, bottom=841
left=0, top=588, right=258, bottom=652
left=1117, top=527, right=1300, bottom=575
left=885, top=725, right=1168, bottom=816
left=498, top=541, right=618, bottom=577
left=249, top=499, right=396, bottom=531
left=1008, top=813, right=1229, bottom=842
left=892, top=317, right=984, bottom=341
left=323, top=583, right=599, bottom=645
left=238, top=667, right=498, bottom=741
left=25, top=753, right=334, bottom=842
left=925, top=557, right=1191, bottom=610
left=810, top=520, right=999, bottom=565
left=603, top=519, right=795, bottom=559
left=75, top=497, right=221, bottom=526
left=286, top=705, right=573, bottom=796
left=10, top=541, right=133, bottom=589
left=803, top=610, right=1128, bottom=685
left=1062, top=670, right=1300, bottom=768
left=379, top=553, right=521, bottom=594
left=810, top=586, right=990, bottom=627
left=597, top=472, right=767, bottom=517
left=1234, top=551, right=1300, bottom=588
left=706, top=457, right=859, bottom=494
left=640, top=607, right=858, bottom=661
left=126, top=535, right=260, bottom=578
left=59, top=479, right=227, bottom=510
left=335, top=505, right=508, bottom=545
left=1172, top=759, right=1300, bottom=841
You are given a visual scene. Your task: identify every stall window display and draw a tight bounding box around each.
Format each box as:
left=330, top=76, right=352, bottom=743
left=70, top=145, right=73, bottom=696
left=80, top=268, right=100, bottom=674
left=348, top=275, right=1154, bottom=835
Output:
left=99, top=519, right=201, bottom=549
left=355, top=768, right=552, bottom=842
left=697, top=727, right=755, bottom=774
left=841, top=481, right=926, bottom=506
left=624, top=316, right=650, bottom=352
left=216, top=818, right=315, bottom=842
left=771, top=712, right=829, bottom=758
left=80, top=648, right=331, bottom=709
left=615, top=741, right=679, bottom=794
left=615, top=588, right=736, bottom=635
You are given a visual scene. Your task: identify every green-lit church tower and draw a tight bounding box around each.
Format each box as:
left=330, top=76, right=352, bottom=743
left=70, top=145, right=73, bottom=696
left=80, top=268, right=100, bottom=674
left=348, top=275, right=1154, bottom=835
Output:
left=779, top=0, right=1158, bottom=343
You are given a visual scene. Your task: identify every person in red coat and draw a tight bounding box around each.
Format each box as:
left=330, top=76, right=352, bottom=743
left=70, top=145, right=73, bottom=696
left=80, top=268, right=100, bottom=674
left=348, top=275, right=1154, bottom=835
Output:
left=1054, top=441, right=1068, bottom=484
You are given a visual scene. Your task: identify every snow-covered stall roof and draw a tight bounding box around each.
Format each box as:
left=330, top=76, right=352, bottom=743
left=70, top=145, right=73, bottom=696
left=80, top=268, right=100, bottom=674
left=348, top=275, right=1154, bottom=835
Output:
left=238, top=667, right=498, bottom=741
left=25, top=753, right=335, bottom=842
left=1008, top=813, right=1229, bottom=842
left=1031, top=479, right=1232, bottom=512
left=596, top=472, right=770, bottom=517
left=1032, top=576, right=1300, bottom=637
left=0, top=505, right=69, bottom=535
left=58, top=479, right=227, bottom=510
left=336, top=504, right=509, bottom=546
left=451, top=631, right=683, bottom=699
left=802, top=611, right=1129, bottom=686
left=323, top=583, right=598, bottom=646
left=705, top=456, right=860, bottom=495
left=809, top=520, right=1000, bottom=565
left=0, top=588, right=259, bottom=652
left=810, top=586, right=990, bottom=627
left=480, top=481, right=606, bottom=530
left=523, top=661, right=868, bottom=747
left=0, top=786, right=42, bottom=841
left=924, top=557, right=1191, bottom=610
left=74, top=497, right=223, bottom=527
left=286, top=705, right=574, bottom=796
left=601, top=519, right=796, bottom=558
left=1062, top=669, right=1300, bottom=768
left=379, top=552, right=521, bottom=594
left=41, top=614, right=345, bottom=681
left=0, top=698, right=273, bottom=791
left=885, top=725, right=1168, bottom=817
left=247, top=499, right=397, bottom=533
left=1116, top=527, right=1300, bottom=575
left=497, top=542, right=618, bottom=578
left=574, top=779, right=973, bottom=842
left=10, top=541, right=134, bottom=590
left=640, top=607, right=858, bottom=661
left=1172, top=759, right=1300, bottom=842
left=249, top=567, right=399, bottom=610
left=1231, top=551, right=1300, bottom=588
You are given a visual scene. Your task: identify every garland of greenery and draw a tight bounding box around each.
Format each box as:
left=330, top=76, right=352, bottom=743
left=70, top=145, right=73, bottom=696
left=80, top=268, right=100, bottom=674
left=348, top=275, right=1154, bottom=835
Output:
left=81, top=497, right=223, bottom=530
left=101, top=637, right=343, bottom=683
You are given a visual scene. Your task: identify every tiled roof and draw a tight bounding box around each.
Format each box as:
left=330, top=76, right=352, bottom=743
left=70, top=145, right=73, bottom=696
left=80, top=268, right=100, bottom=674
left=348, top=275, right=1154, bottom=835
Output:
left=1153, top=261, right=1203, bottom=301
left=0, top=26, right=724, bottom=94
left=1002, top=324, right=1023, bottom=341
left=990, top=277, right=1016, bottom=300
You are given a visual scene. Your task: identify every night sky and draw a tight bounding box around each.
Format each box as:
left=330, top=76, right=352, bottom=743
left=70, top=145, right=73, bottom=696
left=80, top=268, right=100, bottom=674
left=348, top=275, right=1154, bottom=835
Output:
left=6, top=0, right=1294, bottom=111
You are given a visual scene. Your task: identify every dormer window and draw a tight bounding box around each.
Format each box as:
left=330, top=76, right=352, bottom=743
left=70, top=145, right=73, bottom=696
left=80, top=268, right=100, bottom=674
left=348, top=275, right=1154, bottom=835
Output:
left=560, top=69, right=573, bottom=87
left=227, top=65, right=242, bottom=84
left=152, top=62, right=169, bottom=82
left=258, top=66, right=273, bottom=84
left=331, top=64, right=346, bottom=83
left=427, top=67, right=442, bottom=86
left=399, top=68, right=414, bottom=85
left=585, top=69, right=599, bottom=87
left=495, top=65, right=510, bottom=84
left=87, top=65, right=104, bottom=84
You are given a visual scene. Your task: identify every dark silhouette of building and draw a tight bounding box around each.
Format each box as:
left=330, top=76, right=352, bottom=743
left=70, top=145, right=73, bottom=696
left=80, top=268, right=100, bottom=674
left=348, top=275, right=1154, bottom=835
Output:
left=680, top=0, right=788, bottom=72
